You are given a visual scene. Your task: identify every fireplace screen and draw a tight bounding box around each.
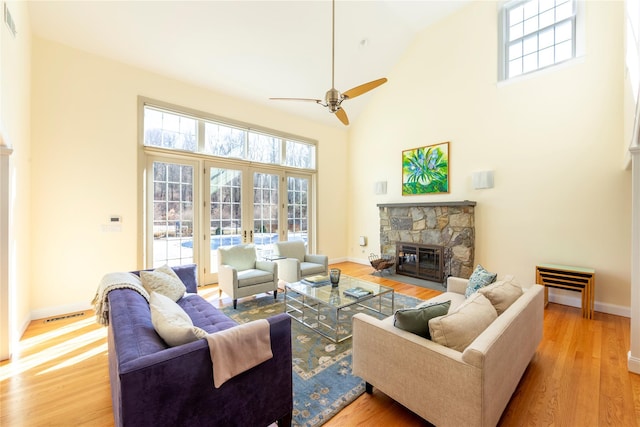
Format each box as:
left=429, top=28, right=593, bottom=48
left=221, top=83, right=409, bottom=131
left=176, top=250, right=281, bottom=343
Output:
left=395, top=242, right=444, bottom=283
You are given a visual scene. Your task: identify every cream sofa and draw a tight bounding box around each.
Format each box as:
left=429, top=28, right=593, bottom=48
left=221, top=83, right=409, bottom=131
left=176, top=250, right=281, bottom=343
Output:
left=352, top=276, right=544, bottom=427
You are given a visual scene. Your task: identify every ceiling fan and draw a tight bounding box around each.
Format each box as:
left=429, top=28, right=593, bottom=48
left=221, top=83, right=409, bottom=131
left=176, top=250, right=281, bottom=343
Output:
left=270, top=0, right=387, bottom=126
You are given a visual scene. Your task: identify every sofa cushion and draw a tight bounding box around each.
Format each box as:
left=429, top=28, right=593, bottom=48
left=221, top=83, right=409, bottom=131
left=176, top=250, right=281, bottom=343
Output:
left=300, top=261, right=326, bottom=276
left=465, top=264, right=497, bottom=297
left=237, top=269, right=275, bottom=287
left=478, top=277, right=523, bottom=315
left=140, top=264, right=187, bottom=302
left=393, top=300, right=451, bottom=339
left=429, top=292, right=498, bottom=352
left=274, top=241, right=306, bottom=263
left=219, top=244, right=257, bottom=271
left=150, top=292, right=207, bottom=346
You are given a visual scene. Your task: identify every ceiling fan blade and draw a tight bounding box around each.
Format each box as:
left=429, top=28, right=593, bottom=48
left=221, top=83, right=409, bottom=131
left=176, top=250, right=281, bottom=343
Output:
left=335, top=108, right=349, bottom=125
left=342, top=78, right=388, bottom=100
left=269, top=97, right=323, bottom=103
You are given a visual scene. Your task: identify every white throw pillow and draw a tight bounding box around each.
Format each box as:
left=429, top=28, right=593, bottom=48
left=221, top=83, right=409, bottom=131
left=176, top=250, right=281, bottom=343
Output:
left=428, top=292, right=497, bottom=352
left=140, top=264, right=187, bottom=302
left=149, top=292, right=207, bottom=347
left=478, top=277, right=523, bottom=315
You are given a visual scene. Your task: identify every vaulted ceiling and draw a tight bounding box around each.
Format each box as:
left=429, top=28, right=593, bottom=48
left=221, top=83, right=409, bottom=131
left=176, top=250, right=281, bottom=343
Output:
left=28, top=1, right=469, bottom=127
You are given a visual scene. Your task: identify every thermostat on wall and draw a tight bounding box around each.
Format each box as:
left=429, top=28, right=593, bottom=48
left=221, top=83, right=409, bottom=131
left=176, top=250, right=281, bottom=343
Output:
left=109, top=215, right=122, bottom=223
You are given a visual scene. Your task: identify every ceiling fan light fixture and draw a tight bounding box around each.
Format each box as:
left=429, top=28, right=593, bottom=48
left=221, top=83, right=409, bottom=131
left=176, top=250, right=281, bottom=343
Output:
left=269, top=0, right=387, bottom=125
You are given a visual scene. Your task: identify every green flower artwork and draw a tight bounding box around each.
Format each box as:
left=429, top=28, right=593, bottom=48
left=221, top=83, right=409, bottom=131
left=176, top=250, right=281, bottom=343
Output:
left=402, top=142, right=449, bottom=195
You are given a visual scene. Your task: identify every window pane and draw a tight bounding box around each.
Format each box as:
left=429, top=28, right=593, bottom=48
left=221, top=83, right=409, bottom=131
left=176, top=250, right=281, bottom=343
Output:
left=555, top=20, right=573, bottom=43
left=509, top=5, right=524, bottom=25
left=247, top=132, right=281, bottom=164
left=523, top=34, right=538, bottom=55
left=539, top=0, right=554, bottom=13
left=524, top=0, right=538, bottom=19
left=556, top=0, right=573, bottom=21
left=539, top=27, right=554, bottom=49
left=509, top=59, right=523, bottom=77
left=144, top=108, right=197, bottom=151
left=510, top=23, right=524, bottom=41
left=524, top=16, right=539, bottom=36
left=523, top=52, right=538, bottom=73
left=204, top=122, right=245, bottom=158
left=285, top=140, right=315, bottom=169
left=555, top=40, right=573, bottom=62
left=539, top=9, right=554, bottom=28
left=509, top=41, right=523, bottom=60
left=539, top=46, right=555, bottom=68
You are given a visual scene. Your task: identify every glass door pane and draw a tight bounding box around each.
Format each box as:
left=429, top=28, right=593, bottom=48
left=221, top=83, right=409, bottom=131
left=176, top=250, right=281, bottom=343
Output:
left=253, top=171, right=280, bottom=258
left=287, top=175, right=309, bottom=244
left=150, top=161, right=195, bottom=267
left=206, top=166, right=244, bottom=282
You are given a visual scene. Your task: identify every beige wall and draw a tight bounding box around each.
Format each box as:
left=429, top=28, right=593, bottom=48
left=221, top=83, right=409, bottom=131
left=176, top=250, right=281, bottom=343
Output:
left=30, top=37, right=348, bottom=318
left=1, top=0, right=32, bottom=354
left=348, top=1, right=631, bottom=314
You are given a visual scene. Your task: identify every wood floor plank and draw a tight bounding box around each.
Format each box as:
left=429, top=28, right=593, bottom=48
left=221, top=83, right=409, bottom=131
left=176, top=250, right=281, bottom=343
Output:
left=1, top=261, right=639, bottom=427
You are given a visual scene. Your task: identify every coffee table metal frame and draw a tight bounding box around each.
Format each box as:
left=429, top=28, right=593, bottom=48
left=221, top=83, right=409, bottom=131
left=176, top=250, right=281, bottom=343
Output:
left=284, top=276, right=395, bottom=343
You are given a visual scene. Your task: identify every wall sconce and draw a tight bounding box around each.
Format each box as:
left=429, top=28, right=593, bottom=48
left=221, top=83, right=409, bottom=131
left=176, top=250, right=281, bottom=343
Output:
left=472, top=170, right=494, bottom=189
left=374, top=181, right=387, bottom=195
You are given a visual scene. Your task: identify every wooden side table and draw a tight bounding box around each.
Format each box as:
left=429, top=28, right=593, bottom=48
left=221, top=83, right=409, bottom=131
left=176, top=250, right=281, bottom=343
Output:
left=535, top=263, right=595, bottom=319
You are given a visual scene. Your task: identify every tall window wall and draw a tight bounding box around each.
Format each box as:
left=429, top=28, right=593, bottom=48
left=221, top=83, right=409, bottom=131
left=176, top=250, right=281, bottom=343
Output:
left=140, top=97, right=317, bottom=284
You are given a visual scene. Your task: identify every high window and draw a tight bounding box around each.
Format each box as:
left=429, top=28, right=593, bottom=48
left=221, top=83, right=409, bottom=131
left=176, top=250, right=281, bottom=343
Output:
left=501, top=0, right=579, bottom=80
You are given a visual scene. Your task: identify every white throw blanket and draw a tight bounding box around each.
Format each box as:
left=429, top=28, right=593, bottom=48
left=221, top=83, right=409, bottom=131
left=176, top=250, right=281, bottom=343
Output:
left=205, top=319, right=272, bottom=388
left=92, top=272, right=150, bottom=326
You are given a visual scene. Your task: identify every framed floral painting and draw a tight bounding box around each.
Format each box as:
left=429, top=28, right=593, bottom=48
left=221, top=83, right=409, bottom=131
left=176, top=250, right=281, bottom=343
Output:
left=402, top=141, right=449, bottom=195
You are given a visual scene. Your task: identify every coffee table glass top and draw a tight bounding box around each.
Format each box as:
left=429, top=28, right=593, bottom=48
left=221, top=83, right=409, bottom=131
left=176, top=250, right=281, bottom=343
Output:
left=286, top=275, right=393, bottom=307
left=284, top=274, right=395, bottom=342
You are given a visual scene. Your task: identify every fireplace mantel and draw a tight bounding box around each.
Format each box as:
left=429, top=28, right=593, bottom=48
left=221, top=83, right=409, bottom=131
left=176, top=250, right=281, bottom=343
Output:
left=377, top=200, right=476, bottom=208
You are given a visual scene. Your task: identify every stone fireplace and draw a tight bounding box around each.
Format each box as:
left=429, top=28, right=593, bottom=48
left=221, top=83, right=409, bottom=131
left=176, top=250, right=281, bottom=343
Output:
left=378, top=201, right=476, bottom=280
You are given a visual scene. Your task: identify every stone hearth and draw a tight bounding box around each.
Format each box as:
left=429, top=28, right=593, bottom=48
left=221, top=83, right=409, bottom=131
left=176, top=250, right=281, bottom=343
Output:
left=378, top=201, right=476, bottom=279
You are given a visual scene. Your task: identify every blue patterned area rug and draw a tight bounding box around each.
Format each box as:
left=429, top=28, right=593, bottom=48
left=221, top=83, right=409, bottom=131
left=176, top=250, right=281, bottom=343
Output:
left=221, top=291, right=423, bottom=427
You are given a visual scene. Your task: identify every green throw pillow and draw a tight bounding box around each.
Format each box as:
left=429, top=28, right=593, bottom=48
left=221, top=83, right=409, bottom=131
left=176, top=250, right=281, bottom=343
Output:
left=465, top=264, right=497, bottom=297
left=393, top=300, right=451, bottom=339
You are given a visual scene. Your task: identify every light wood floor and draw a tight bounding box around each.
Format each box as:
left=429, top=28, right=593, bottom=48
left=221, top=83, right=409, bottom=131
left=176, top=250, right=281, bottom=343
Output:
left=1, top=261, right=639, bottom=426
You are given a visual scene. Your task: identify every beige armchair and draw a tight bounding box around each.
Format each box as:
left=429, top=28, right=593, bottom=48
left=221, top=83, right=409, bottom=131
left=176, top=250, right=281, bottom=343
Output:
left=217, top=244, right=278, bottom=309
left=273, top=241, right=328, bottom=284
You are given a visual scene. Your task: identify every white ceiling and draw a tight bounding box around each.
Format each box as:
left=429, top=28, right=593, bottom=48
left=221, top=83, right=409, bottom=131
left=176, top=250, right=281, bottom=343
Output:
left=28, top=1, right=469, bottom=128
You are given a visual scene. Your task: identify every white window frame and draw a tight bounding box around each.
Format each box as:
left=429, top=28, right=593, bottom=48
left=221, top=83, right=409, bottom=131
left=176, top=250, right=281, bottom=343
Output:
left=499, top=0, right=584, bottom=81
left=137, top=97, right=319, bottom=280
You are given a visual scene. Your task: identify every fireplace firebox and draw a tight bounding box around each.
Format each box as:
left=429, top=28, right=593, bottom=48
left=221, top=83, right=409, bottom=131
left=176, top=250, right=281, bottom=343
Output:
left=395, top=242, right=444, bottom=283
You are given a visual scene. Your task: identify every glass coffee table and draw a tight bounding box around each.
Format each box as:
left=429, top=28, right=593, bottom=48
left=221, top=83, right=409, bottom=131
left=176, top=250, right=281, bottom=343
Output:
left=284, top=275, right=395, bottom=342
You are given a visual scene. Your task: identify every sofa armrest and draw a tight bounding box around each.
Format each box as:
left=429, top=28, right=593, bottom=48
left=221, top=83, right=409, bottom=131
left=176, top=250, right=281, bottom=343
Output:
left=256, top=260, right=277, bottom=275
left=218, top=264, right=238, bottom=296
left=446, top=276, right=468, bottom=295
left=352, top=313, right=481, bottom=427
left=276, top=258, right=301, bottom=283
left=304, top=254, right=328, bottom=271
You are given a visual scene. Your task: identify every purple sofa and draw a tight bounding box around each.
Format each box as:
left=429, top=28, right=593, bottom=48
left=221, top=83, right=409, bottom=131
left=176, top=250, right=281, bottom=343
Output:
left=107, top=264, right=292, bottom=427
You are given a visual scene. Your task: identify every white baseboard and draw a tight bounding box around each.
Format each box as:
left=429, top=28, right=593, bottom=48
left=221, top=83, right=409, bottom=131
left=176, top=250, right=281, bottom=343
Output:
left=328, top=256, right=349, bottom=265
left=548, top=290, right=630, bottom=318
left=30, top=302, right=92, bottom=322
left=346, top=257, right=369, bottom=265
left=628, top=352, right=640, bottom=374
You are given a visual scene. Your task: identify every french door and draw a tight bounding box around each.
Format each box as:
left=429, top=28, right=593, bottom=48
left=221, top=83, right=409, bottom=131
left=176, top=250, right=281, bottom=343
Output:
left=202, top=163, right=282, bottom=283
left=147, top=158, right=198, bottom=268
left=146, top=157, right=313, bottom=285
